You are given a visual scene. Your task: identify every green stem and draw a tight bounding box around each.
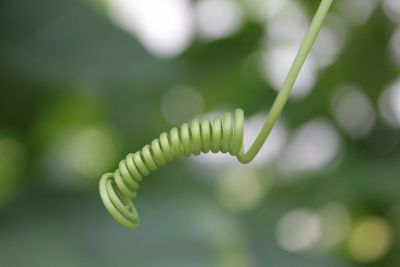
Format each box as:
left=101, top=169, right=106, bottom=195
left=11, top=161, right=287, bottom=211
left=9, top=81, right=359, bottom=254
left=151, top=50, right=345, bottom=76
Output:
left=238, top=0, right=333, bottom=163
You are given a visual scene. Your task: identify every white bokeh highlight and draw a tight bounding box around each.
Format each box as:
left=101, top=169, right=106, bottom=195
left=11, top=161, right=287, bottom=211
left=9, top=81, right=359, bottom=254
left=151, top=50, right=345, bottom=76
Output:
left=194, top=0, right=242, bottom=40
left=276, top=209, right=322, bottom=252
left=332, top=85, right=375, bottom=138
left=108, top=0, right=193, bottom=58
left=312, top=15, right=349, bottom=68
left=378, top=79, right=400, bottom=129
left=262, top=44, right=318, bottom=100
left=261, top=2, right=319, bottom=100
left=336, top=0, right=378, bottom=26
left=265, top=4, right=308, bottom=45
left=390, top=28, right=400, bottom=67
left=382, top=0, right=400, bottom=24
left=278, top=119, right=341, bottom=176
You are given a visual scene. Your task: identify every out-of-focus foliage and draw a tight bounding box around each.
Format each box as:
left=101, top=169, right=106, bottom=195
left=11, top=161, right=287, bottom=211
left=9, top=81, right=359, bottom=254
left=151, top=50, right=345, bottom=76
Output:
left=0, top=0, right=400, bottom=266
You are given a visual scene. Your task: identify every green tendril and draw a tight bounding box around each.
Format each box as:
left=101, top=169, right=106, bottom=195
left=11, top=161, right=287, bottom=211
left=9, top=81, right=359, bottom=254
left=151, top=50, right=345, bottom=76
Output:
left=237, top=0, right=333, bottom=163
left=99, top=0, right=333, bottom=229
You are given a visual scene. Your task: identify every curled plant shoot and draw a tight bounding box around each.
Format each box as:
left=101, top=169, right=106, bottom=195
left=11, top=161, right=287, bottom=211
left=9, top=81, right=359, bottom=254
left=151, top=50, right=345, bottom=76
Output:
left=99, top=0, right=334, bottom=229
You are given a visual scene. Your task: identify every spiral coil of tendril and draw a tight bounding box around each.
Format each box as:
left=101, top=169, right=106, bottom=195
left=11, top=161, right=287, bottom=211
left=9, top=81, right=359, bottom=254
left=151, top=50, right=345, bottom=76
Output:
left=99, top=109, right=246, bottom=229
left=99, top=0, right=333, bottom=229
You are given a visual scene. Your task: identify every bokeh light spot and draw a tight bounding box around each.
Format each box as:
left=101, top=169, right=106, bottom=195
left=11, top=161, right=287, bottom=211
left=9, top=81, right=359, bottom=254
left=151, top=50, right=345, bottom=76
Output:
left=46, top=125, right=120, bottom=187
left=278, top=119, right=341, bottom=177
left=262, top=44, right=318, bottom=100
left=390, top=28, right=400, bottom=67
left=336, top=0, right=377, bottom=26
left=265, top=4, right=307, bottom=45
left=312, top=15, right=349, bottom=68
left=349, top=217, right=392, bottom=263
left=215, top=167, right=270, bottom=212
left=332, top=85, right=375, bottom=138
left=194, top=0, right=242, bottom=40
left=378, top=78, right=400, bottom=129
left=382, top=0, right=400, bottom=24
left=65, top=127, right=119, bottom=178
left=317, top=202, right=351, bottom=250
left=108, top=0, right=194, bottom=58
left=276, top=209, right=322, bottom=252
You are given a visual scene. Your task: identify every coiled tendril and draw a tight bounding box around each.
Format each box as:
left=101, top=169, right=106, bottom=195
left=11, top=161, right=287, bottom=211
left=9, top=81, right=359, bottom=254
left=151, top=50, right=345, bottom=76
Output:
left=99, top=0, right=333, bottom=229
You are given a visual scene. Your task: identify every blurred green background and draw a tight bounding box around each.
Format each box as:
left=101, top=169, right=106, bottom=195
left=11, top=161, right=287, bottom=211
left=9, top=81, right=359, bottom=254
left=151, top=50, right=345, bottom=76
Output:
left=1, top=0, right=400, bottom=266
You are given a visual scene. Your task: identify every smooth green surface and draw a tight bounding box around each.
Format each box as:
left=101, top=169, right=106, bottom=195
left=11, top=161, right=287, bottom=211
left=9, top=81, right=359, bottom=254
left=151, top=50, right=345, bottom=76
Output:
left=99, top=0, right=333, bottom=229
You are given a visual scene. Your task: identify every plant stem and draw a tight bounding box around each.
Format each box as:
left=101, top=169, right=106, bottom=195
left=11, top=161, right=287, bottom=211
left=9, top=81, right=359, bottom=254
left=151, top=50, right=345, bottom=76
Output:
left=238, top=0, right=333, bottom=163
